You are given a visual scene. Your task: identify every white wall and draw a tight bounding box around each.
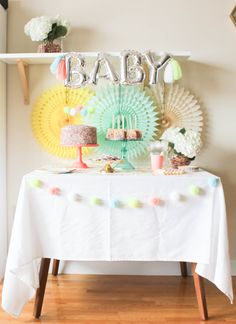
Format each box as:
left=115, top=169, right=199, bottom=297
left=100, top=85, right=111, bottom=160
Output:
left=6, top=0, right=236, bottom=275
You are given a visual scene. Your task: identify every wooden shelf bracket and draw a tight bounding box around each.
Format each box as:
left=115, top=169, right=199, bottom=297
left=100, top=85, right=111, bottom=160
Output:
left=17, top=59, right=29, bottom=105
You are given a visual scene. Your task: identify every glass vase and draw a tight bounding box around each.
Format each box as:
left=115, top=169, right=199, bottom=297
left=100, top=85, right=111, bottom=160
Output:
left=37, top=39, right=63, bottom=53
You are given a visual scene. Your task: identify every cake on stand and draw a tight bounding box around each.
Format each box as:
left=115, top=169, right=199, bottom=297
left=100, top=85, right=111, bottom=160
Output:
left=61, top=125, right=99, bottom=169
left=106, top=115, right=142, bottom=171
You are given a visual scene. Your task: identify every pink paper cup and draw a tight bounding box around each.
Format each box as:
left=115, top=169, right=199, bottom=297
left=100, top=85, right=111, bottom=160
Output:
left=151, top=154, right=164, bottom=171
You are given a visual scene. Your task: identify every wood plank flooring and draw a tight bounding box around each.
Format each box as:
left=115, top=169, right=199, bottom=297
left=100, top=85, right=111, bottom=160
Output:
left=0, top=275, right=235, bottom=323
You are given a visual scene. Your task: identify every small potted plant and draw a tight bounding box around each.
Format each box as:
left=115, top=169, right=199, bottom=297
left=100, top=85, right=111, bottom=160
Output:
left=24, top=15, right=70, bottom=53
left=160, top=127, right=202, bottom=168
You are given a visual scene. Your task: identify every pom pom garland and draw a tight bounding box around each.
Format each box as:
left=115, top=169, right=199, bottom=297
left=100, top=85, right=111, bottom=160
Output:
left=208, top=177, right=219, bottom=187
left=29, top=180, right=209, bottom=206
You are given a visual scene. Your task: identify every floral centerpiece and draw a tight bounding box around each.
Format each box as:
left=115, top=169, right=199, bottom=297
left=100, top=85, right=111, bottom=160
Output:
left=24, top=15, right=70, bottom=53
left=160, top=127, right=202, bottom=168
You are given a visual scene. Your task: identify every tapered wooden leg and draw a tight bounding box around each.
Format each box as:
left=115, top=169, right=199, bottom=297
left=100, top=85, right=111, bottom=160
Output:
left=52, top=259, right=60, bottom=276
left=33, top=258, right=50, bottom=318
left=192, top=263, right=208, bottom=320
left=180, top=262, right=188, bottom=277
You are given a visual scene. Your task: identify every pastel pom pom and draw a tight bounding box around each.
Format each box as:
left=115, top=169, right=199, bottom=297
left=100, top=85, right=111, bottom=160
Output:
left=80, top=108, right=88, bottom=116
left=88, top=107, right=95, bottom=114
left=29, top=179, right=43, bottom=188
left=189, top=185, right=201, bottom=196
left=128, top=199, right=142, bottom=208
left=208, top=177, right=219, bottom=187
left=68, top=192, right=81, bottom=202
left=69, top=108, right=77, bottom=116
left=90, top=196, right=102, bottom=205
left=64, top=106, right=70, bottom=114
left=110, top=199, right=121, bottom=208
left=170, top=192, right=183, bottom=202
left=149, top=197, right=161, bottom=206
left=49, top=187, right=61, bottom=196
left=76, top=105, right=83, bottom=112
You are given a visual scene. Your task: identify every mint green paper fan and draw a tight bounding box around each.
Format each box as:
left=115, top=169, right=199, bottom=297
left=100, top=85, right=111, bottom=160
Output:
left=86, top=85, right=158, bottom=159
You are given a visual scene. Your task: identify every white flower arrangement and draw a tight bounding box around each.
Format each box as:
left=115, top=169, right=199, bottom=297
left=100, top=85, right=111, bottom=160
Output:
left=160, top=127, right=202, bottom=159
left=24, top=15, right=70, bottom=42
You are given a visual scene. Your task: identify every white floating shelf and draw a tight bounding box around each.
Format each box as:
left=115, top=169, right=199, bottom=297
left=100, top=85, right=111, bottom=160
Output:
left=0, top=51, right=191, bottom=105
left=0, top=51, right=191, bottom=65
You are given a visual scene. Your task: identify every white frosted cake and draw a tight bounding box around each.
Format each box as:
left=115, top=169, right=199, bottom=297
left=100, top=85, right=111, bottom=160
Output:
left=61, top=125, right=97, bottom=146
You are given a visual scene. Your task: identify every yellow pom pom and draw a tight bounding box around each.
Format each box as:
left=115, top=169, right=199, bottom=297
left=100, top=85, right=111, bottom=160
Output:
left=189, top=185, right=200, bottom=196
left=128, top=199, right=141, bottom=208
left=29, top=179, right=43, bottom=188
left=90, top=196, right=102, bottom=205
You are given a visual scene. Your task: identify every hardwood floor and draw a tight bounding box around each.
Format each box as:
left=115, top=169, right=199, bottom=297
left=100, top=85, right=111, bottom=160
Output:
left=0, top=275, right=235, bottom=323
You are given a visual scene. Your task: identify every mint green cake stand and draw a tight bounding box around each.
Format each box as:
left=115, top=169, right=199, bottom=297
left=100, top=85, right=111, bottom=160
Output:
left=107, top=139, right=142, bottom=171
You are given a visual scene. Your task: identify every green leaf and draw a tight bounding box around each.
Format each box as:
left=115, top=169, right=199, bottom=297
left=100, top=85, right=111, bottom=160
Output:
left=47, top=24, right=57, bottom=41
left=169, top=142, right=174, bottom=150
left=54, top=26, right=67, bottom=39
left=179, top=128, right=186, bottom=135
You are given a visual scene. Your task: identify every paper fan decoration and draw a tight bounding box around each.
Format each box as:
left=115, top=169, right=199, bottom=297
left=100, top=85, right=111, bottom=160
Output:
left=148, top=83, right=203, bottom=134
left=32, top=85, right=95, bottom=158
left=86, top=85, right=158, bottom=159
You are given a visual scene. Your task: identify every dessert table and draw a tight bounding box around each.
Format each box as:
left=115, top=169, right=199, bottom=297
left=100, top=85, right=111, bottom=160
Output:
left=1, top=169, right=233, bottom=319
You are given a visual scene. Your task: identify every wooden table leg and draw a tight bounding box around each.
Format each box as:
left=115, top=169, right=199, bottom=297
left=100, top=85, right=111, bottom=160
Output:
left=180, top=262, right=188, bottom=277
left=192, top=263, right=208, bottom=320
left=33, top=258, right=50, bottom=318
left=52, top=259, right=60, bottom=276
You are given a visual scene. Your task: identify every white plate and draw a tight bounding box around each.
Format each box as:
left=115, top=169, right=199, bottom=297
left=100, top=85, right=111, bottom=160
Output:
left=38, top=166, right=77, bottom=174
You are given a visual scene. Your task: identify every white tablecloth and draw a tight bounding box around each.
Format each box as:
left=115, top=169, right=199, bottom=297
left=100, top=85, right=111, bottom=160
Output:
left=1, top=170, right=233, bottom=317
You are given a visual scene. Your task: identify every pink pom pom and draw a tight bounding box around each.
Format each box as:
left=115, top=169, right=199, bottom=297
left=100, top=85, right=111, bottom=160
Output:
left=56, top=59, right=66, bottom=80
left=49, top=187, right=61, bottom=196
left=149, top=197, right=161, bottom=206
left=76, top=105, right=84, bottom=112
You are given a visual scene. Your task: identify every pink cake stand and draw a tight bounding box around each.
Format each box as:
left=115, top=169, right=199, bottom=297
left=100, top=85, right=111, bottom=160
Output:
left=74, top=144, right=99, bottom=169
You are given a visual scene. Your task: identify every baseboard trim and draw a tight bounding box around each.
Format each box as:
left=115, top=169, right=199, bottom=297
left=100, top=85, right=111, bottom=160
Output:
left=53, top=260, right=236, bottom=276
left=231, top=260, right=236, bottom=275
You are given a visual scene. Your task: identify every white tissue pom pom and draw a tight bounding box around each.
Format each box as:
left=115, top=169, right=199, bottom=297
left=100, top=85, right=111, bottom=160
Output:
left=68, top=192, right=80, bottom=202
left=161, top=127, right=202, bottom=159
left=24, top=16, right=53, bottom=41
left=161, top=127, right=182, bottom=143
left=174, top=130, right=202, bottom=158
left=170, top=192, right=183, bottom=202
left=70, top=108, right=77, bottom=116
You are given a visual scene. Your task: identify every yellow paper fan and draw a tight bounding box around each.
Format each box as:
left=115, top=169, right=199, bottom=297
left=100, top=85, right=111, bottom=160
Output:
left=32, top=85, right=95, bottom=158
